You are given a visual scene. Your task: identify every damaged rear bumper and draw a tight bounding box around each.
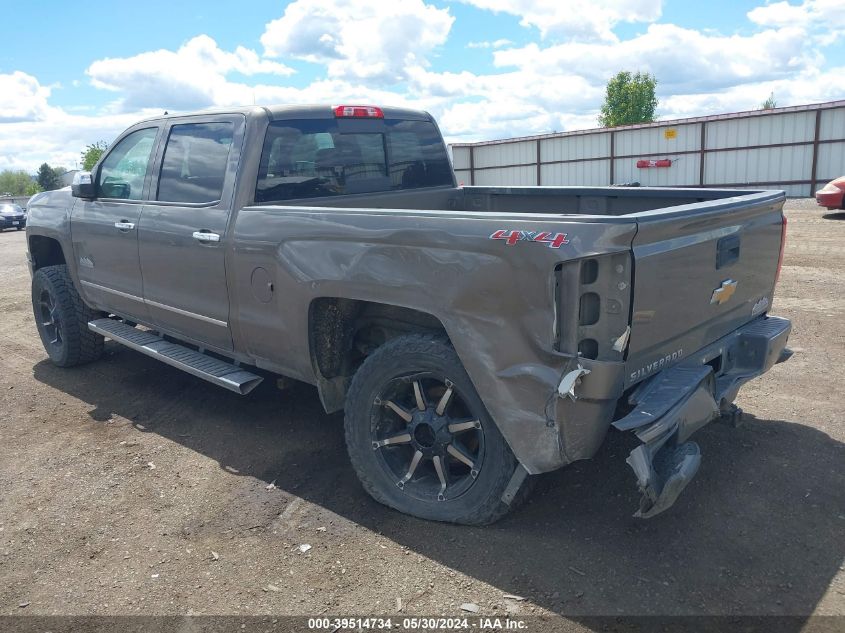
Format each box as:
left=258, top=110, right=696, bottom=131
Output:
left=612, top=315, right=792, bottom=518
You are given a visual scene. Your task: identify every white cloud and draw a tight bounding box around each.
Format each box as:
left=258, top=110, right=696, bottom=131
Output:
left=260, top=0, right=454, bottom=83
left=661, top=66, right=845, bottom=117
left=0, top=72, right=53, bottom=123
left=492, top=24, right=815, bottom=94
left=748, top=1, right=810, bottom=26
left=406, top=66, right=601, bottom=114
left=467, top=39, right=514, bottom=49
left=748, top=0, right=845, bottom=28
left=437, top=99, right=597, bottom=143
left=0, top=73, right=423, bottom=172
left=748, top=0, right=845, bottom=44
left=0, top=108, right=163, bottom=172
left=401, top=9, right=836, bottom=141
left=2, top=0, right=844, bottom=171
left=458, top=0, right=663, bottom=40
left=247, top=78, right=418, bottom=110
left=86, top=35, right=293, bottom=111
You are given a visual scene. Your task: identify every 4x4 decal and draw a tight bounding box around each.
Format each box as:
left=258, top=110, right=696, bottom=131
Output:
left=489, top=229, right=570, bottom=248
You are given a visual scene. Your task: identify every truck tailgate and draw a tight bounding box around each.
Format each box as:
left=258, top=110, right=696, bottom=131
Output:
left=625, top=192, right=785, bottom=387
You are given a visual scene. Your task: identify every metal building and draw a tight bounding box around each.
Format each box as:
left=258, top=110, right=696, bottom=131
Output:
left=450, top=100, right=845, bottom=197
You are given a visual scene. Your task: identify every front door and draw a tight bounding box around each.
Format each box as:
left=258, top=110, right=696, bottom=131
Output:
left=72, top=126, right=160, bottom=321
left=138, top=116, right=243, bottom=352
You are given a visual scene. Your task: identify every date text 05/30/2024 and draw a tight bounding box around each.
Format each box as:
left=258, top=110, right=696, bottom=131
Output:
left=308, top=616, right=529, bottom=630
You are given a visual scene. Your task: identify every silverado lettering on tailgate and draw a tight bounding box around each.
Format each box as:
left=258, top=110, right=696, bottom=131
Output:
left=629, top=348, right=684, bottom=382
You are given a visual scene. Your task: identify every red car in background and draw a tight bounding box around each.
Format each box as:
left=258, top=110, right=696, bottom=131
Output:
left=816, top=176, right=845, bottom=210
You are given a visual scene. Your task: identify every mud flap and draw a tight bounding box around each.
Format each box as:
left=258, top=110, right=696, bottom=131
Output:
left=614, top=366, right=719, bottom=518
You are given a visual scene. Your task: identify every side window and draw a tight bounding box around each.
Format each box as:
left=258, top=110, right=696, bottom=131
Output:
left=385, top=120, right=453, bottom=189
left=97, top=127, right=158, bottom=200
left=157, top=122, right=234, bottom=204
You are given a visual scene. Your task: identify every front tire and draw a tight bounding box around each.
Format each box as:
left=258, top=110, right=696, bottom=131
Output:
left=32, top=265, right=104, bottom=367
left=344, top=334, right=525, bottom=525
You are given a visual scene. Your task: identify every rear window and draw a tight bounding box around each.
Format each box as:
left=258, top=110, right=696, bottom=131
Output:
left=255, top=118, right=452, bottom=203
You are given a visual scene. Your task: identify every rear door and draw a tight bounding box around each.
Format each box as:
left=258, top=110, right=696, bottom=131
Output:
left=72, top=125, right=161, bottom=321
left=625, top=193, right=785, bottom=386
left=138, top=115, right=244, bottom=352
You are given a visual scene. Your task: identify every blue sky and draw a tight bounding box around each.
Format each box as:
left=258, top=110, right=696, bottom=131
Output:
left=1, top=0, right=843, bottom=171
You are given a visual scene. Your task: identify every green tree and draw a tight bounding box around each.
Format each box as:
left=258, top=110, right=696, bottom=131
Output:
left=36, top=163, right=63, bottom=191
left=54, top=166, right=68, bottom=184
left=0, top=169, right=38, bottom=195
left=598, top=71, right=659, bottom=127
left=760, top=92, right=777, bottom=110
left=81, top=141, right=108, bottom=171
left=24, top=180, right=42, bottom=196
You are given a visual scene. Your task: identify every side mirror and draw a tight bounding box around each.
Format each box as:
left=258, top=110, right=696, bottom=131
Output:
left=71, top=171, right=95, bottom=199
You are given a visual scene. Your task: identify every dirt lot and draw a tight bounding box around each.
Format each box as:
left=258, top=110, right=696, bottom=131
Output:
left=0, top=200, right=843, bottom=628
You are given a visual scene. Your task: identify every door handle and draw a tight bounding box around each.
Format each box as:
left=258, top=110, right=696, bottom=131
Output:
left=114, top=221, right=135, bottom=231
left=716, top=234, right=740, bottom=269
left=192, top=231, right=221, bottom=243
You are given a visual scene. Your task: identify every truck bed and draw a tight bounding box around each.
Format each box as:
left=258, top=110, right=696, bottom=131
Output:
left=266, top=184, right=778, bottom=218
left=252, top=185, right=785, bottom=393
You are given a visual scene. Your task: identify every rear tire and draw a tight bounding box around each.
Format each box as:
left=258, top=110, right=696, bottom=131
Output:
left=32, top=265, right=104, bottom=367
left=344, top=333, right=529, bottom=525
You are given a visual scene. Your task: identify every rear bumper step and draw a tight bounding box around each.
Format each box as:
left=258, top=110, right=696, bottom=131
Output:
left=627, top=440, right=702, bottom=519
left=88, top=318, right=263, bottom=395
left=620, top=368, right=717, bottom=518
left=614, top=315, right=791, bottom=518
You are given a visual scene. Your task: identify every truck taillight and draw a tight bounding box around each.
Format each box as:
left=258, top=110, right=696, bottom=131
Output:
left=333, top=105, right=384, bottom=118
left=554, top=253, right=632, bottom=361
left=775, top=214, right=787, bottom=285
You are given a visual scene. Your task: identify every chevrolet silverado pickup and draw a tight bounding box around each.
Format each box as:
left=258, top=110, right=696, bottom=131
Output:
left=25, top=104, right=791, bottom=524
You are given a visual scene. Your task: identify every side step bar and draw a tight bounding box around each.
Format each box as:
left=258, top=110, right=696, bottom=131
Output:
left=88, top=318, right=263, bottom=395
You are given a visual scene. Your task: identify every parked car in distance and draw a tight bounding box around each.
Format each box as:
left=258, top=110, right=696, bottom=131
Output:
left=0, top=203, right=26, bottom=231
left=815, top=176, right=845, bottom=210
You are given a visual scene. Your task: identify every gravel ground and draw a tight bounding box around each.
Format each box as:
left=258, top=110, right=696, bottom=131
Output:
left=0, top=200, right=842, bottom=629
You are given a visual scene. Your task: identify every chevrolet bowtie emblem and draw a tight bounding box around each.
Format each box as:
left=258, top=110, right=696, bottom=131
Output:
left=710, top=279, right=738, bottom=305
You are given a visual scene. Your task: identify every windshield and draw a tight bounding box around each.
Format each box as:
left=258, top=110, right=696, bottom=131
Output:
left=255, top=117, right=453, bottom=203
left=0, top=204, right=23, bottom=214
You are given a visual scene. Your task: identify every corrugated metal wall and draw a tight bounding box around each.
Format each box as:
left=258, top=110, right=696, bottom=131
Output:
left=451, top=100, right=845, bottom=197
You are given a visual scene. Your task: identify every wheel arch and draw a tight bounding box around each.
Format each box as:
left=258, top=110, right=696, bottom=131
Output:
left=308, top=297, right=451, bottom=412
left=28, top=235, right=68, bottom=271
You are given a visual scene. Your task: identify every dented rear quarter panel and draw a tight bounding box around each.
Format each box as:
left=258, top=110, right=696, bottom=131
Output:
left=230, top=205, right=637, bottom=472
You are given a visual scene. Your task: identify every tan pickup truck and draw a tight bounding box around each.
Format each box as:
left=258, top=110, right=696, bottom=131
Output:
left=26, top=104, right=791, bottom=523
